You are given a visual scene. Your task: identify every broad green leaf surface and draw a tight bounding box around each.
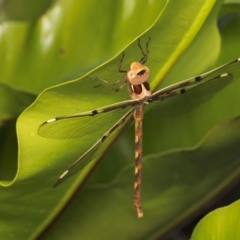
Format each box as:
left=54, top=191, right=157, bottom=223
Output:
left=0, top=0, right=169, bottom=239
left=37, top=1, right=240, bottom=239
left=42, top=115, right=240, bottom=240
left=0, top=83, right=35, bottom=183
left=1, top=0, right=240, bottom=240
left=0, top=0, right=167, bottom=92
left=0, top=82, right=36, bottom=121
left=0, top=0, right=55, bottom=22
left=216, top=3, right=240, bottom=62
left=191, top=200, right=240, bottom=240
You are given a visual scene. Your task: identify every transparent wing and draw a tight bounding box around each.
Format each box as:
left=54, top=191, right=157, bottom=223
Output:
left=53, top=107, right=134, bottom=187
left=147, top=58, right=240, bottom=116
left=38, top=99, right=138, bottom=139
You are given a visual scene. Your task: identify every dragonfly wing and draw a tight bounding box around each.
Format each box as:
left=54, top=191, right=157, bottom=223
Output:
left=53, top=107, right=135, bottom=187
left=38, top=99, right=138, bottom=139
left=148, top=58, right=240, bottom=117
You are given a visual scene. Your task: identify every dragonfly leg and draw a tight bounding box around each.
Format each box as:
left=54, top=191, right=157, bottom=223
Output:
left=119, top=51, right=128, bottom=73
left=138, top=37, right=151, bottom=64
left=93, top=54, right=128, bottom=90
left=94, top=77, right=128, bottom=92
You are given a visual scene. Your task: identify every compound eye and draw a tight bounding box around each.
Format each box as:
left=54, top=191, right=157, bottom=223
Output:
left=137, top=70, right=146, bottom=76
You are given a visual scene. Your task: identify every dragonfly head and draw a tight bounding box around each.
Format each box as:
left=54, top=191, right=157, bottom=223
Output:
left=127, top=62, right=150, bottom=85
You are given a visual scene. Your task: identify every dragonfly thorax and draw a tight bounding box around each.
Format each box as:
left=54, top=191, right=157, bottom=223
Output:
left=129, top=82, right=151, bottom=100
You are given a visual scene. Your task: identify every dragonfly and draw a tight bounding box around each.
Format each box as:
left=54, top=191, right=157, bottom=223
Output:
left=38, top=38, right=240, bottom=218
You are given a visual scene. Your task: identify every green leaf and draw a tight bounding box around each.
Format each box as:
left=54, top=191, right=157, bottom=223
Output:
left=0, top=82, right=36, bottom=122
left=1, top=0, right=240, bottom=239
left=0, top=83, right=35, bottom=183
left=0, top=0, right=55, bottom=22
left=0, top=0, right=167, bottom=92
left=191, top=200, right=240, bottom=240
left=41, top=114, right=240, bottom=240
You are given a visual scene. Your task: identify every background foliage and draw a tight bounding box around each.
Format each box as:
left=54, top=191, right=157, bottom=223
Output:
left=0, top=0, right=240, bottom=239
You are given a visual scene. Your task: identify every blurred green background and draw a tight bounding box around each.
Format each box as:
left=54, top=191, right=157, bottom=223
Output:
left=0, top=0, right=240, bottom=239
